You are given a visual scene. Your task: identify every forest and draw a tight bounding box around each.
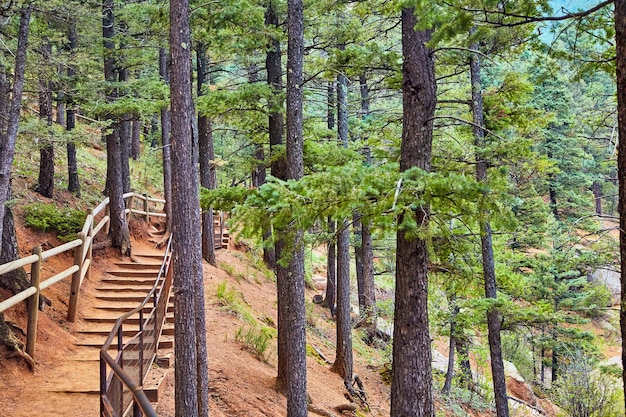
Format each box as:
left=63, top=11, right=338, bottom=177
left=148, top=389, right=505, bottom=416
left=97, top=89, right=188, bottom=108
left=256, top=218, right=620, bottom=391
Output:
left=0, top=0, right=626, bottom=417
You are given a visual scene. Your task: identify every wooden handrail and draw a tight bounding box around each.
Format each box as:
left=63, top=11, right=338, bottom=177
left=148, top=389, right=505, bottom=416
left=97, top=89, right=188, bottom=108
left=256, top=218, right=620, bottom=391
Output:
left=100, top=236, right=172, bottom=417
left=0, top=192, right=167, bottom=358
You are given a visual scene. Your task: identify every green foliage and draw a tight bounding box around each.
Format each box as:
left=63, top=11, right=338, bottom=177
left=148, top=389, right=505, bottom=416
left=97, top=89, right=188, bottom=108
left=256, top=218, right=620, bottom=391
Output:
left=235, top=325, right=275, bottom=362
left=23, top=203, right=86, bottom=242
left=554, top=352, right=624, bottom=417
left=215, top=281, right=256, bottom=325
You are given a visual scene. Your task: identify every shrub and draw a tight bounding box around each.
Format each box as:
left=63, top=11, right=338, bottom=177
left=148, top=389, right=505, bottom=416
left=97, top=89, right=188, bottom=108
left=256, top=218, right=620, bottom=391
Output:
left=554, top=352, right=623, bottom=417
left=24, top=203, right=86, bottom=242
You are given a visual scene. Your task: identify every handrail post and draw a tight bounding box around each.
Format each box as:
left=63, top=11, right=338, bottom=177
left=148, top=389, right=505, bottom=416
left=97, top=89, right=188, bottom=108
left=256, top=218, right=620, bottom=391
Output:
left=100, top=355, right=107, bottom=416
left=26, top=246, right=42, bottom=358
left=220, top=211, right=224, bottom=249
left=87, top=209, right=94, bottom=281
left=143, top=193, right=149, bottom=223
left=139, top=308, right=144, bottom=383
left=67, top=232, right=85, bottom=322
left=127, top=193, right=135, bottom=222
left=105, top=203, right=111, bottom=235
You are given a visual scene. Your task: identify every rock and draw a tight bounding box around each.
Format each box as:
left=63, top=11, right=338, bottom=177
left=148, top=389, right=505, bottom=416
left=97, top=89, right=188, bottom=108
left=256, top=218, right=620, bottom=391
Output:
left=504, top=361, right=541, bottom=410
left=431, top=349, right=448, bottom=374
left=312, top=274, right=326, bottom=291
left=600, top=355, right=622, bottom=368
left=590, top=267, right=620, bottom=305
left=504, top=360, right=525, bottom=383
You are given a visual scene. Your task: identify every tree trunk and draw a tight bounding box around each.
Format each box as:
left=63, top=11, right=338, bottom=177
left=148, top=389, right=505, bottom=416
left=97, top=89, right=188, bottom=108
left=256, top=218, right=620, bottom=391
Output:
left=66, top=20, right=80, bottom=196
left=37, top=38, right=54, bottom=199
left=160, top=47, right=173, bottom=234
left=332, top=67, right=353, bottom=387
left=443, top=298, right=459, bottom=394
left=0, top=191, right=30, bottom=294
left=321, top=81, right=336, bottom=313
left=0, top=3, right=32, bottom=251
left=470, top=41, right=509, bottom=417
left=196, top=43, right=217, bottom=266
left=592, top=180, right=602, bottom=215
left=357, top=73, right=375, bottom=328
left=391, top=9, right=435, bottom=417
left=103, top=0, right=130, bottom=255
left=354, top=213, right=364, bottom=304
left=276, top=0, right=308, bottom=414
left=170, top=1, right=209, bottom=415
left=457, top=336, right=472, bottom=390
left=131, top=118, right=140, bottom=160
left=118, top=68, right=131, bottom=194
left=264, top=0, right=283, bottom=270
left=322, top=218, right=336, bottom=315
left=333, top=220, right=353, bottom=385
left=618, top=3, right=626, bottom=403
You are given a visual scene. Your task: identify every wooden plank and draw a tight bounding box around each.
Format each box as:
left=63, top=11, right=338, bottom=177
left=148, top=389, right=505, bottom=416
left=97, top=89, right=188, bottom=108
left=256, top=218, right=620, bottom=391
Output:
left=39, top=265, right=80, bottom=291
left=0, top=286, right=37, bottom=313
left=41, top=239, right=82, bottom=260
left=0, top=254, right=39, bottom=276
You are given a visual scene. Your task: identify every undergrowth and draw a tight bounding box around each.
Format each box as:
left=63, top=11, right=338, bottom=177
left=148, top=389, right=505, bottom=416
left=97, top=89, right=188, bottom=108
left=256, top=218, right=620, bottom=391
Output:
left=235, top=325, right=275, bottom=362
left=23, top=203, right=86, bottom=242
left=215, top=281, right=256, bottom=324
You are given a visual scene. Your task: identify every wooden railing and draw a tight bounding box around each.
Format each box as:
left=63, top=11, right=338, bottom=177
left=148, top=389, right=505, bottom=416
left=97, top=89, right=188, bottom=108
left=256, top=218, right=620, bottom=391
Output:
left=0, top=192, right=166, bottom=359
left=100, top=236, right=172, bottom=417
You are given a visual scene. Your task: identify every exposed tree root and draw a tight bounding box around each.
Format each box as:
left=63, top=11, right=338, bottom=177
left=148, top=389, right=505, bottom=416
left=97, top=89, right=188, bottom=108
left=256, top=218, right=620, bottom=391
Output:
left=0, top=313, right=34, bottom=371
left=307, top=404, right=338, bottom=417
left=154, top=230, right=171, bottom=249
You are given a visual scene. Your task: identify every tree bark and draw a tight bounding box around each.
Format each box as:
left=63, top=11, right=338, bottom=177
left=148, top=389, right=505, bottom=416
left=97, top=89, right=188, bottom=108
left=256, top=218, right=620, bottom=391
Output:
left=103, top=0, right=130, bottom=255
left=131, top=118, right=140, bottom=160
left=356, top=73, right=375, bottom=328
left=391, top=9, right=435, bottom=417
left=0, top=188, right=30, bottom=295
left=321, top=82, right=336, bottom=314
left=443, top=298, right=459, bottom=394
left=66, top=20, right=80, bottom=196
left=276, top=0, right=308, bottom=415
left=332, top=67, right=353, bottom=387
left=264, top=0, right=282, bottom=270
left=118, top=67, right=131, bottom=194
left=333, top=220, right=353, bottom=385
left=616, top=5, right=626, bottom=386
left=457, top=336, right=472, bottom=390
left=196, top=43, right=217, bottom=266
left=0, top=2, right=32, bottom=252
left=470, top=41, right=509, bottom=417
left=160, top=47, right=173, bottom=234
left=592, top=180, right=602, bottom=215
left=322, top=218, right=336, bottom=315
left=37, top=38, right=54, bottom=199
left=170, top=1, right=209, bottom=416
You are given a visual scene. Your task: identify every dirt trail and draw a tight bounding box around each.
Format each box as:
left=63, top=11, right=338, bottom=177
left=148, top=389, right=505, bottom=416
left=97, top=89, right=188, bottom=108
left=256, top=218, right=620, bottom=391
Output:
left=0, top=221, right=392, bottom=417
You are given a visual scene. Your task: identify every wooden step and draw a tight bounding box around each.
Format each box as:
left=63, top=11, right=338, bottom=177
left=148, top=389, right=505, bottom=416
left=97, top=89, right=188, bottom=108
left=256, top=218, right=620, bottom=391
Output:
left=95, top=293, right=156, bottom=303
left=114, top=261, right=162, bottom=270
left=132, top=253, right=166, bottom=260
left=82, top=312, right=174, bottom=324
left=76, top=334, right=174, bottom=350
left=101, top=277, right=159, bottom=286
left=89, top=301, right=174, bottom=310
left=144, top=366, right=170, bottom=402
left=106, top=270, right=160, bottom=278
left=95, top=285, right=154, bottom=293
left=77, top=322, right=174, bottom=337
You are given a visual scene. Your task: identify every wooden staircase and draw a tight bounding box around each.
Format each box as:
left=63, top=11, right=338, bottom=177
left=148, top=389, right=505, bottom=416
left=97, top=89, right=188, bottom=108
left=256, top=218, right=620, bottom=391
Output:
left=61, top=250, right=174, bottom=405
